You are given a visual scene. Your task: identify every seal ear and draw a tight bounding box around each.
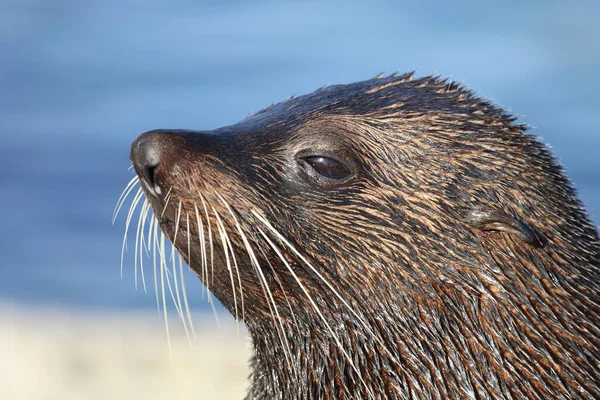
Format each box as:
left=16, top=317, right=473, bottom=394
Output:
left=464, top=207, right=545, bottom=248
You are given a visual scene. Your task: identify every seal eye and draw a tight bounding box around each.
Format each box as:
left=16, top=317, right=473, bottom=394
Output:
left=303, top=156, right=351, bottom=180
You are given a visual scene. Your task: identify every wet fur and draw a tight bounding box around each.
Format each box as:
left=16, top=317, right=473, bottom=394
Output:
left=128, top=73, right=600, bottom=399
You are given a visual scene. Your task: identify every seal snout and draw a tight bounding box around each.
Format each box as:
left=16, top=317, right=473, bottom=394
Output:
left=130, top=131, right=164, bottom=197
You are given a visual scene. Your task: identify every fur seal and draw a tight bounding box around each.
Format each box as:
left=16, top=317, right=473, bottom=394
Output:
left=125, top=73, right=600, bottom=399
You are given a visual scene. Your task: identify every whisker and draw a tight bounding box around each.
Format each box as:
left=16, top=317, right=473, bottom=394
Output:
left=154, top=221, right=185, bottom=325
left=255, top=240, right=300, bottom=329
left=175, top=211, right=195, bottom=341
left=255, top=223, right=376, bottom=400
left=202, top=364, right=218, bottom=398
left=199, top=194, right=214, bottom=291
left=171, top=200, right=183, bottom=261
left=155, top=226, right=185, bottom=322
left=164, top=244, right=184, bottom=320
left=225, top=231, right=245, bottom=322
left=121, top=188, right=144, bottom=278
left=160, top=186, right=174, bottom=218
left=112, top=175, right=139, bottom=224
left=194, top=204, right=208, bottom=300
left=251, top=209, right=403, bottom=372
left=169, top=240, right=192, bottom=345
left=207, top=291, right=221, bottom=327
left=212, top=198, right=245, bottom=322
left=134, top=199, right=150, bottom=291
left=142, top=215, right=153, bottom=257
left=138, top=201, right=151, bottom=293
left=163, top=201, right=192, bottom=341
left=152, top=216, right=162, bottom=316
left=198, top=195, right=221, bottom=327
left=159, top=231, right=171, bottom=354
left=218, top=195, right=295, bottom=374
left=186, top=213, right=192, bottom=275
left=213, top=207, right=240, bottom=329
left=179, top=251, right=196, bottom=340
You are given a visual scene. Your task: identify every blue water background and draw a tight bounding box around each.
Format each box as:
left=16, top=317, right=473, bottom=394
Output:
left=1, top=0, right=598, bottom=311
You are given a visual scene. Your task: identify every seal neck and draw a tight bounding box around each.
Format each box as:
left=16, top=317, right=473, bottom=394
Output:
left=245, top=280, right=599, bottom=399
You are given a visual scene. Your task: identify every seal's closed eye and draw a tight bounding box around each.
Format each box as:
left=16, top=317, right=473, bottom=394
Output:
left=465, top=207, right=545, bottom=248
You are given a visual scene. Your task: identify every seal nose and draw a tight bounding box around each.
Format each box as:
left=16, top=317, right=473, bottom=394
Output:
left=130, top=131, right=163, bottom=196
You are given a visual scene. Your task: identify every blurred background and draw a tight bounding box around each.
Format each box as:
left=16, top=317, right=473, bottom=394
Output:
left=1, top=0, right=598, bottom=399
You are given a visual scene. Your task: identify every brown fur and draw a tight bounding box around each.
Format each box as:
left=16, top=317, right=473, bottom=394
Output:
left=129, top=73, right=600, bottom=399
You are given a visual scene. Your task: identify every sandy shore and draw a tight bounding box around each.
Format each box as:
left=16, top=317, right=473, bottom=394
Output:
left=0, top=304, right=250, bottom=400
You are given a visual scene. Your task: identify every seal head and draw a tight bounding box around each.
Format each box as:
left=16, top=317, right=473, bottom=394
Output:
left=129, top=74, right=600, bottom=399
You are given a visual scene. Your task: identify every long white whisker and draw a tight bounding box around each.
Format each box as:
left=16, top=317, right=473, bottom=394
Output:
left=207, top=292, right=221, bottom=327
left=112, top=175, right=139, bottom=224
left=171, top=201, right=182, bottom=260
left=212, top=199, right=245, bottom=322
left=164, top=244, right=184, bottom=319
left=155, top=223, right=186, bottom=324
left=170, top=242, right=192, bottom=345
left=154, top=196, right=184, bottom=322
left=138, top=201, right=150, bottom=293
left=180, top=222, right=196, bottom=340
left=152, top=216, right=161, bottom=316
left=186, top=213, right=192, bottom=272
left=255, top=225, right=376, bottom=400
left=121, top=188, right=144, bottom=278
left=199, top=194, right=219, bottom=326
left=166, top=205, right=193, bottom=343
left=255, top=240, right=300, bottom=329
left=218, top=195, right=295, bottom=374
left=200, top=194, right=214, bottom=291
left=163, top=201, right=191, bottom=342
left=213, top=207, right=239, bottom=329
left=155, top=221, right=189, bottom=334
left=159, top=232, right=171, bottom=354
left=251, top=209, right=403, bottom=372
left=225, top=233, right=245, bottom=322
left=160, top=186, right=173, bottom=218
left=179, top=252, right=196, bottom=339
left=134, top=200, right=149, bottom=291
left=194, top=204, right=208, bottom=299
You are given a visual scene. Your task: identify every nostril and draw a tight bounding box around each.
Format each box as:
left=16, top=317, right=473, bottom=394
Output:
left=143, top=164, right=158, bottom=189
left=131, top=131, right=164, bottom=196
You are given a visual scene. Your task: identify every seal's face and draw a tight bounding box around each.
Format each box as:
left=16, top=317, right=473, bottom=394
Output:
left=128, top=74, right=543, bottom=323
left=126, top=74, right=600, bottom=399
left=128, top=76, right=413, bottom=323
